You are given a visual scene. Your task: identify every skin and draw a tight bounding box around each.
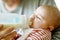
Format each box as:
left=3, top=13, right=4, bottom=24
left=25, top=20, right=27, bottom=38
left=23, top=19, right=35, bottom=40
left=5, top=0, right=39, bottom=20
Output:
left=0, top=27, right=14, bottom=39
left=0, top=24, right=3, bottom=31
left=29, top=5, right=60, bottom=31
left=0, top=25, right=20, bottom=40
left=1, top=31, right=17, bottom=40
left=3, top=0, right=20, bottom=7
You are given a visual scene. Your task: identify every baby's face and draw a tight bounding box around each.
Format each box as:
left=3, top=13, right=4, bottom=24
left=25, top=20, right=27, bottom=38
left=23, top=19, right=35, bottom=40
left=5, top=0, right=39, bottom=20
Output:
left=30, top=6, right=60, bottom=31
left=33, top=12, right=49, bottom=29
left=30, top=7, right=56, bottom=31
left=32, top=13, right=54, bottom=31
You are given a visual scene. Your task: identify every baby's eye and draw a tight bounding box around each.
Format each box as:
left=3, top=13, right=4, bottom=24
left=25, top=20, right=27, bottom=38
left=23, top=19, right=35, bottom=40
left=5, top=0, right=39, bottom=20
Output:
left=36, top=16, right=41, bottom=21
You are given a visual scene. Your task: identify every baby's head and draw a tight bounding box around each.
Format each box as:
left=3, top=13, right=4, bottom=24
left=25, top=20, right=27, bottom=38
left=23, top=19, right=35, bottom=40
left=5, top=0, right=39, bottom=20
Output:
left=29, top=5, right=60, bottom=31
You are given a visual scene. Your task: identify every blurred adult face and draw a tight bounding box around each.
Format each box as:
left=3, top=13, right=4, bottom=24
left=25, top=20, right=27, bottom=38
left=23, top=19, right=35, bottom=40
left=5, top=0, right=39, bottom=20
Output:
left=3, top=0, right=20, bottom=5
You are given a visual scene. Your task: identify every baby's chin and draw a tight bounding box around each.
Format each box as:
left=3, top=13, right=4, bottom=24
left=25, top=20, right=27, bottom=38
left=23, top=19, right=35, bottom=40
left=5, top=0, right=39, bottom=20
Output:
left=33, top=26, right=52, bottom=31
left=30, top=24, right=54, bottom=31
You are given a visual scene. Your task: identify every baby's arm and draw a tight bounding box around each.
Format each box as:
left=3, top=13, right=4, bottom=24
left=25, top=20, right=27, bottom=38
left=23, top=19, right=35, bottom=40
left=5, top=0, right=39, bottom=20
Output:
left=26, top=29, right=51, bottom=40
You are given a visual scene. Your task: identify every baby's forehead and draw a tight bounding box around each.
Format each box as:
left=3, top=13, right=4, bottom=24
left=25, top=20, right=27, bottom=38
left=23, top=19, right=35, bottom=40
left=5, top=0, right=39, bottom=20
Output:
left=34, top=6, right=59, bottom=17
left=34, top=6, right=50, bottom=15
left=34, top=8, right=48, bottom=18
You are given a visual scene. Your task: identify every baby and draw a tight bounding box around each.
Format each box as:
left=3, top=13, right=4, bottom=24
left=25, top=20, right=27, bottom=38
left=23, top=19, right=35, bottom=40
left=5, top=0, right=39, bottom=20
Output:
left=1, top=5, right=60, bottom=40
left=25, top=5, right=60, bottom=40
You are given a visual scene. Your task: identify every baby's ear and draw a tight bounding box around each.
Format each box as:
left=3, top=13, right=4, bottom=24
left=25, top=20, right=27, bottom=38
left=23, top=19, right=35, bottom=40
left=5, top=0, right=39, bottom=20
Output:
left=48, top=26, right=54, bottom=31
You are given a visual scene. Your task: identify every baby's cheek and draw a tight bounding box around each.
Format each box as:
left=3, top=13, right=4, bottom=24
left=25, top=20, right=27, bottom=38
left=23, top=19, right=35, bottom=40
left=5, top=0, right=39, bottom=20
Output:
left=33, top=18, right=48, bottom=29
left=38, top=21, right=46, bottom=28
left=33, top=19, right=41, bottom=28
